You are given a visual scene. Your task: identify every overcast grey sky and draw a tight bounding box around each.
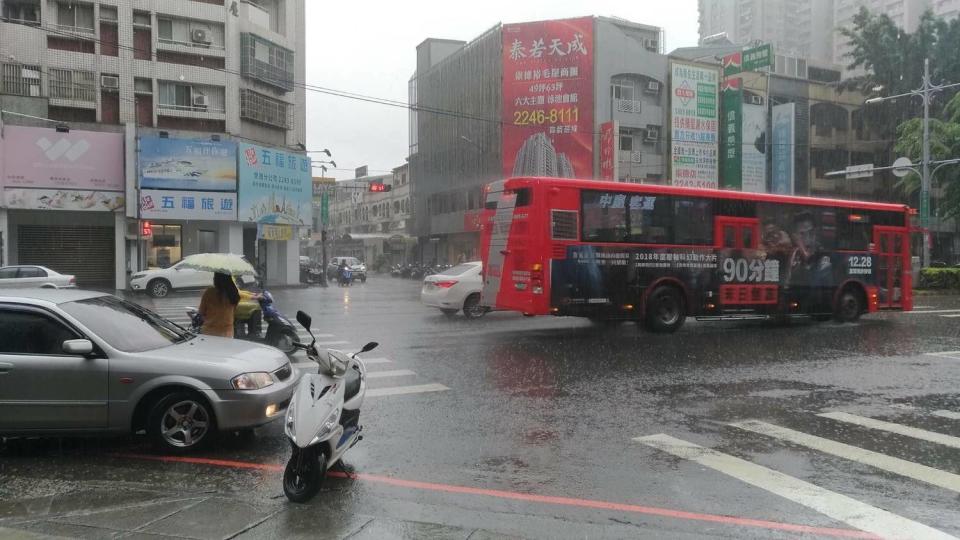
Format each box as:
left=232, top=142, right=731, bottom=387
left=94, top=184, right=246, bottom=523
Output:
left=304, top=1, right=700, bottom=180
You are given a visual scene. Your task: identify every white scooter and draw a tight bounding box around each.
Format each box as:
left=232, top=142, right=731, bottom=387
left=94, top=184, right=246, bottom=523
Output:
left=282, top=310, right=377, bottom=503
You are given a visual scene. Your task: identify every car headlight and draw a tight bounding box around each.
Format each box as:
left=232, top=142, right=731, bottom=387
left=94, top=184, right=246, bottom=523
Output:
left=231, top=372, right=274, bottom=390
left=131, top=273, right=147, bottom=280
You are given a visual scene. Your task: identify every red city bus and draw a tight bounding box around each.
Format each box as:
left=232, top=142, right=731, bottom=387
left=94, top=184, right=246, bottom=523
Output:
left=480, top=177, right=913, bottom=332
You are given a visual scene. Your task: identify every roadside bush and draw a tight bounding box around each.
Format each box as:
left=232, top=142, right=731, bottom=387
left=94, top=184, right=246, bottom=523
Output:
left=918, top=267, right=960, bottom=289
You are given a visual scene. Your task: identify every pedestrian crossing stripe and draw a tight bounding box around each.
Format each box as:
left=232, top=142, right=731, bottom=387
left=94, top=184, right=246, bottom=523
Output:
left=365, top=369, right=416, bottom=379
left=933, top=410, right=960, bottom=420
left=366, top=384, right=449, bottom=397
left=729, top=420, right=960, bottom=494
left=635, top=434, right=955, bottom=540
left=925, top=351, right=960, bottom=359
left=907, top=309, right=960, bottom=314
left=818, top=411, right=960, bottom=449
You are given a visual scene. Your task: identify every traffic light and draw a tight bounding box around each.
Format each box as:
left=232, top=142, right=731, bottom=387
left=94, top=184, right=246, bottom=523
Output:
left=368, top=183, right=392, bottom=192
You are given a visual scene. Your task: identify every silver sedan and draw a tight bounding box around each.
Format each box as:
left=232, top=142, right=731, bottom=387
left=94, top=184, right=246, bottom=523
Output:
left=0, top=289, right=298, bottom=452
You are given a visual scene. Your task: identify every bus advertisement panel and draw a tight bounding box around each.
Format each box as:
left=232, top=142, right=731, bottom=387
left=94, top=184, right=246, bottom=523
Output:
left=502, top=17, right=594, bottom=179
left=481, top=178, right=912, bottom=332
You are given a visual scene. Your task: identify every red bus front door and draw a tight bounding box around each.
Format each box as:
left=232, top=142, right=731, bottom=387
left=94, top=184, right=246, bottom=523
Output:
left=874, top=227, right=909, bottom=309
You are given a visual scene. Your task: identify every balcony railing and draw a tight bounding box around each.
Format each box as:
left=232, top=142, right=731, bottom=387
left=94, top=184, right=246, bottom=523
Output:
left=617, top=99, right=642, bottom=113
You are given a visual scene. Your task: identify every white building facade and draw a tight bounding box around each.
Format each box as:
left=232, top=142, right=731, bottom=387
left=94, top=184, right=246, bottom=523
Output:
left=0, top=0, right=308, bottom=288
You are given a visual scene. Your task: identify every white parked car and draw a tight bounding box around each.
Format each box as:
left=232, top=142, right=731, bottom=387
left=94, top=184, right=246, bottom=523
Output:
left=0, top=266, right=76, bottom=289
left=420, top=262, right=487, bottom=319
left=130, top=260, right=215, bottom=298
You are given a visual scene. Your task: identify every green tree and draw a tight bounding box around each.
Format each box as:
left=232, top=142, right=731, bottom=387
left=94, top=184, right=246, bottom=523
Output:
left=894, top=94, right=960, bottom=218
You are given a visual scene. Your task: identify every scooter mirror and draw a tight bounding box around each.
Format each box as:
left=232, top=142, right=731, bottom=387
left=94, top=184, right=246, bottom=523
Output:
left=296, top=311, right=312, bottom=329
left=360, top=342, right=378, bottom=353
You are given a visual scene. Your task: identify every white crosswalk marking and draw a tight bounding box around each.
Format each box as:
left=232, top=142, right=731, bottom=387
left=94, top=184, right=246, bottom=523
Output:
left=635, top=434, right=956, bottom=540
left=365, top=369, right=416, bottom=379
left=366, top=383, right=448, bottom=397
left=315, top=340, right=350, bottom=346
left=933, top=410, right=960, bottom=420
left=925, top=351, right=960, bottom=359
left=360, top=358, right=392, bottom=365
left=941, top=314, right=960, bottom=318
left=907, top=309, right=960, bottom=314
left=819, top=411, right=960, bottom=449
left=730, top=420, right=960, bottom=493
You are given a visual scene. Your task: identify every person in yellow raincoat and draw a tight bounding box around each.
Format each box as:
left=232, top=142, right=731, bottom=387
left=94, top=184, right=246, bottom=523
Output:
left=199, top=272, right=262, bottom=338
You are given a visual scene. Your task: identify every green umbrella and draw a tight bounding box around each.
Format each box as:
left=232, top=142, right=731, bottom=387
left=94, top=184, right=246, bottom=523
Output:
left=178, top=253, right=257, bottom=276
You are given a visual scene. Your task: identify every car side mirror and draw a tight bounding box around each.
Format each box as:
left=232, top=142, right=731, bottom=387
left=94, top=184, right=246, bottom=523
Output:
left=62, top=339, right=94, bottom=355
left=296, top=311, right=312, bottom=329
left=360, top=342, right=378, bottom=353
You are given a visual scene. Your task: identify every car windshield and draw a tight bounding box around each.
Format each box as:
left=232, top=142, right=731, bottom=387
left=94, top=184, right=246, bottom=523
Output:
left=60, top=296, right=194, bottom=353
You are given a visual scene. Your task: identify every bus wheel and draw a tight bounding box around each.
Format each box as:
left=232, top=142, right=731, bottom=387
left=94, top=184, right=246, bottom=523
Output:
left=834, top=288, right=864, bottom=323
left=645, top=286, right=686, bottom=333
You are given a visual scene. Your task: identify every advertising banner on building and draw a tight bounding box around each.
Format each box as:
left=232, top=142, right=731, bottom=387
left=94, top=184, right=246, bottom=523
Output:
left=237, top=142, right=312, bottom=226
left=772, top=103, right=796, bottom=195
left=722, top=44, right=772, bottom=77
left=670, top=62, right=719, bottom=189
left=4, top=188, right=124, bottom=211
left=502, top=17, right=594, bottom=179
left=139, top=137, right=237, bottom=192
left=721, top=79, right=742, bottom=190
left=599, top=120, right=618, bottom=180
left=139, top=189, right=237, bottom=221
left=2, top=126, right=124, bottom=191
left=257, top=223, right=294, bottom=241
left=742, top=103, right=767, bottom=193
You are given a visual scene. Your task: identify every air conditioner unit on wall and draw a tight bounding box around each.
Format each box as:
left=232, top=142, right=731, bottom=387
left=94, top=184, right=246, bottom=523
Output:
left=645, top=80, right=660, bottom=93
left=750, top=95, right=764, bottom=106
left=192, top=94, right=209, bottom=107
left=644, top=126, right=659, bottom=142
left=191, top=28, right=209, bottom=44
left=100, top=75, right=120, bottom=89
left=644, top=39, right=659, bottom=51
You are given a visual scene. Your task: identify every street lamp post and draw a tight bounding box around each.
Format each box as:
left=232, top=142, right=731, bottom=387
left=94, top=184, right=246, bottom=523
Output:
left=864, top=58, right=960, bottom=267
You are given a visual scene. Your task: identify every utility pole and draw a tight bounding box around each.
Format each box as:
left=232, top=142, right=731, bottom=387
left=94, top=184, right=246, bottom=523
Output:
left=865, top=58, right=960, bottom=268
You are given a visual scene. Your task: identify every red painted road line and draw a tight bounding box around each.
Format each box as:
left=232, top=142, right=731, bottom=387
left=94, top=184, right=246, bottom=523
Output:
left=112, top=453, right=878, bottom=539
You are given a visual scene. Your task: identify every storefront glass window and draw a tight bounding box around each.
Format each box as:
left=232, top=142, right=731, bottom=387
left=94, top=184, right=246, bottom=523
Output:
left=147, top=224, right=182, bottom=268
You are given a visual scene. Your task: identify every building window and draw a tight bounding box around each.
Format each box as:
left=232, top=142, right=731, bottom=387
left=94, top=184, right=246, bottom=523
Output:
left=48, top=68, right=95, bottom=101
left=2, top=0, right=40, bottom=26
left=147, top=225, right=182, bottom=268
left=157, top=16, right=225, bottom=49
left=240, top=33, right=294, bottom=91
left=1, top=63, right=41, bottom=97
left=240, top=88, right=291, bottom=129
left=158, top=82, right=224, bottom=112
left=56, top=1, right=94, bottom=33
left=99, top=5, right=117, bottom=21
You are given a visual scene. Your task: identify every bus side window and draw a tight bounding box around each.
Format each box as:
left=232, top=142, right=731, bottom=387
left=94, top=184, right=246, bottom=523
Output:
left=742, top=226, right=754, bottom=249
left=723, top=225, right=736, bottom=248
left=513, top=188, right=532, bottom=207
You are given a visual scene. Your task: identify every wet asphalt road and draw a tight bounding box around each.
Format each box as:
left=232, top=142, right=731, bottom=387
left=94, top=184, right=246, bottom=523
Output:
left=2, top=278, right=960, bottom=539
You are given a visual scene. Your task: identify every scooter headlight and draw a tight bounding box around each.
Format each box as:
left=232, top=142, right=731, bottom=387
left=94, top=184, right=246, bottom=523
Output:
left=310, top=408, right=341, bottom=445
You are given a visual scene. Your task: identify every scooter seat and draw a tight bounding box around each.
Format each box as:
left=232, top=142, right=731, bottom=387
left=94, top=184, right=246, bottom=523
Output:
left=344, top=367, right=361, bottom=401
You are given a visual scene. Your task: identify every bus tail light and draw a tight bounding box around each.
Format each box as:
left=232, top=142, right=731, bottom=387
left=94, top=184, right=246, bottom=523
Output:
left=531, top=263, right=544, bottom=294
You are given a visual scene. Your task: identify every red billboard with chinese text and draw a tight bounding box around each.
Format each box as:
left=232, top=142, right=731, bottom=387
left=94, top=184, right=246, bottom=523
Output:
left=502, top=17, right=594, bottom=179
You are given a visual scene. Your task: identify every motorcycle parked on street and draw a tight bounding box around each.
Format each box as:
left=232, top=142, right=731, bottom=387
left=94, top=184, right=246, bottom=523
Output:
left=186, top=290, right=300, bottom=358
left=282, top=310, right=377, bottom=502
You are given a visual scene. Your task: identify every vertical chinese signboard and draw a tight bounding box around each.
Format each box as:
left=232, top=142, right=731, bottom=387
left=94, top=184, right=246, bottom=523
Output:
left=237, top=142, right=312, bottom=233
left=741, top=103, right=767, bottom=193
left=772, top=103, right=796, bottom=195
left=502, top=17, right=594, bottom=179
left=670, top=61, right=719, bottom=189
left=721, top=78, right=742, bottom=190
left=599, top=120, right=617, bottom=180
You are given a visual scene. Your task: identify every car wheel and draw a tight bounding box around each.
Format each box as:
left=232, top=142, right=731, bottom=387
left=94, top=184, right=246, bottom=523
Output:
left=834, top=289, right=864, bottom=323
left=645, top=286, right=686, bottom=333
left=462, top=293, right=487, bottom=320
left=441, top=308, right=459, bottom=317
left=148, top=278, right=171, bottom=298
left=147, top=391, right=215, bottom=453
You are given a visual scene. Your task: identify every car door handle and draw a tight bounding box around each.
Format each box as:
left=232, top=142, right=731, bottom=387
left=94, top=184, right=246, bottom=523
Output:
left=0, top=362, right=13, bottom=374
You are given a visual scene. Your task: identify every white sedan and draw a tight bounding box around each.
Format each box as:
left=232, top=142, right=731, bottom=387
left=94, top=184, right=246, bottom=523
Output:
left=420, top=262, right=487, bottom=319
left=0, top=266, right=76, bottom=289
left=130, top=260, right=215, bottom=297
